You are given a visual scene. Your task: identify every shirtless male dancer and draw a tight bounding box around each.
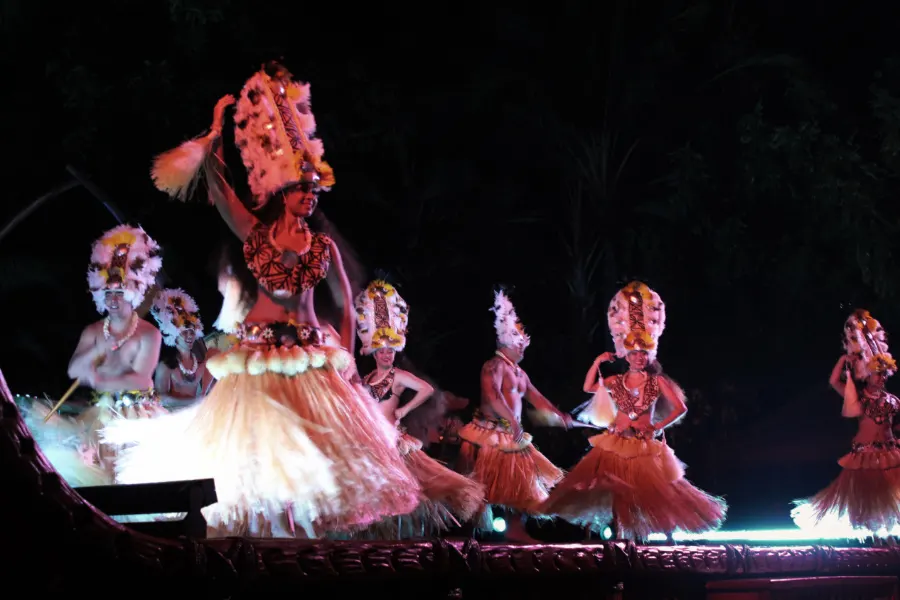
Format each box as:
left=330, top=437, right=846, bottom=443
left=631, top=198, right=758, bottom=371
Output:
left=458, top=289, right=572, bottom=542
left=67, top=225, right=165, bottom=481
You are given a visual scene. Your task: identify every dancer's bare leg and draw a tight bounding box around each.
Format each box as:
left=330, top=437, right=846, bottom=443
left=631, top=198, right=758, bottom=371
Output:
left=505, top=512, right=539, bottom=544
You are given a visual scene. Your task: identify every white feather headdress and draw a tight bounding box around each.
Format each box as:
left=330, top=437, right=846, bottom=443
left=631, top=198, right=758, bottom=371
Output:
left=355, top=280, right=409, bottom=355
left=86, top=225, right=162, bottom=314
left=843, top=309, right=897, bottom=380
left=491, top=290, right=530, bottom=349
left=607, top=281, right=666, bottom=361
left=150, top=62, right=335, bottom=206
left=151, top=288, right=204, bottom=347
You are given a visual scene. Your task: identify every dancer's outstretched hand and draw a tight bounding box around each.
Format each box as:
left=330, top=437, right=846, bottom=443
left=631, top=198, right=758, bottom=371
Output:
left=211, top=94, right=236, bottom=132
left=594, top=352, right=615, bottom=365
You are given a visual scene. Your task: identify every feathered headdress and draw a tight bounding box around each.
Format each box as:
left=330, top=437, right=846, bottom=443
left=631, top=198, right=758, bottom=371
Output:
left=151, top=288, right=204, bottom=347
left=607, top=281, right=666, bottom=361
left=355, top=280, right=409, bottom=355
left=843, top=309, right=897, bottom=380
left=86, top=225, right=162, bottom=314
left=150, top=61, right=335, bottom=207
left=491, top=290, right=530, bottom=349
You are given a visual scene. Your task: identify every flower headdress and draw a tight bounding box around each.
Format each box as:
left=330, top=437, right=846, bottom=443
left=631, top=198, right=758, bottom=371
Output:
left=150, top=61, right=334, bottom=207
left=843, top=309, right=897, bottom=380
left=491, top=289, right=530, bottom=350
left=607, top=281, right=666, bottom=361
left=86, top=225, right=162, bottom=314
left=355, top=280, right=409, bottom=355
left=151, top=288, right=204, bottom=347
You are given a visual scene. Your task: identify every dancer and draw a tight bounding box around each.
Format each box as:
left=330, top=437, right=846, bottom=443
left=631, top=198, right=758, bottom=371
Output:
left=458, top=289, right=572, bottom=543
left=151, top=289, right=214, bottom=409
left=792, top=309, right=900, bottom=537
left=540, top=281, right=726, bottom=541
left=104, top=62, right=419, bottom=538
left=355, top=280, right=485, bottom=537
left=65, top=225, right=165, bottom=481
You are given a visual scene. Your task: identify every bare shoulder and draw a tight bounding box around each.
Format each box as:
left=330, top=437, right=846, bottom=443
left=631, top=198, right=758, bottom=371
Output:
left=154, top=361, right=173, bottom=375
left=83, top=320, right=104, bottom=339
left=481, top=356, right=506, bottom=377
left=137, top=319, right=162, bottom=342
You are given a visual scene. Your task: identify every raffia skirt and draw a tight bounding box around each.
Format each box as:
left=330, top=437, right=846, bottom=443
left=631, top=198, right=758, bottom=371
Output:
left=18, top=399, right=108, bottom=488
left=457, top=414, right=564, bottom=524
left=100, top=342, right=421, bottom=538
left=792, top=441, right=900, bottom=535
left=348, top=429, right=486, bottom=539
left=77, top=389, right=167, bottom=484
left=541, top=432, right=727, bottom=539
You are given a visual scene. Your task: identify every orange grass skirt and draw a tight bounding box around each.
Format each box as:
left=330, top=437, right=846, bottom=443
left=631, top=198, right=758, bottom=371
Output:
left=792, top=445, right=900, bottom=534
left=343, top=432, right=486, bottom=539
left=541, top=433, right=726, bottom=539
left=101, top=349, right=421, bottom=538
left=457, top=419, right=564, bottom=517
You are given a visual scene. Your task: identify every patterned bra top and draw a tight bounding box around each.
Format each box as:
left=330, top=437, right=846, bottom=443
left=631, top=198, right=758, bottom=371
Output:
left=860, top=390, right=900, bottom=426
left=609, top=373, right=660, bottom=421
left=364, top=368, right=396, bottom=402
left=243, top=221, right=332, bottom=298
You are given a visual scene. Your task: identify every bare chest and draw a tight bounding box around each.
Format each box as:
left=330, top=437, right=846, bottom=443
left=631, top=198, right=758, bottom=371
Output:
left=503, top=370, right=527, bottom=398
left=96, top=338, right=141, bottom=374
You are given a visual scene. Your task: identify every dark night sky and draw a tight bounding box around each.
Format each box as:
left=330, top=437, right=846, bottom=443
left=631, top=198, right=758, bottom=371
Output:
left=2, top=0, right=900, bottom=532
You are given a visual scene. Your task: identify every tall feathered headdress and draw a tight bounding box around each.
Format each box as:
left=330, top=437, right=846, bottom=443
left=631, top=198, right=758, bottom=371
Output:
left=843, top=309, right=897, bottom=380
left=150, top=61, right=335, bottom=207
left=86, top=225, right=162, bottom=314
left=355, top=280, right=409, bottom=355
left=151, top=288, right=204, bottom=347
left=491, top=290, right=530, bottom=349
left=607, top=281, right=666, bottom=361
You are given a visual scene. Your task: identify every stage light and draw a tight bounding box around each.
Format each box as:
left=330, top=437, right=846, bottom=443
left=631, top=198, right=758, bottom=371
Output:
left=492, top=517, right=507, bottom=533
left=602, top=526, right=612, bottom=540
left=644, top=526, right=900, bottom=544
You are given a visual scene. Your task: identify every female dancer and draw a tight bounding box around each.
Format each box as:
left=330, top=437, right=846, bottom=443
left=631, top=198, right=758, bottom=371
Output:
left=355, top=280, right=485, bottom=537
left=151, top=289, right=214, bottom=409
left=103, top=62, right=420, bottom=537
left=540, top=281, right=727, bottom=541
left=792, top=310, right=900, bottom=536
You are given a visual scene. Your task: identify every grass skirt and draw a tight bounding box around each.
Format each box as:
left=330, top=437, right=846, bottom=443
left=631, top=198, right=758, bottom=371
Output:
left=457, top=417, right=564, bottom=518
left=541, top=432, right=727, bottom=539
left=347, top=431, right=486, bottom=539
left=18, top=399, right=108, bottom=488
left=77, top=390, right=167, bottom=484
left=791, top=442, right=900, bottom=535
left=100, top=344, right=421, bottom=538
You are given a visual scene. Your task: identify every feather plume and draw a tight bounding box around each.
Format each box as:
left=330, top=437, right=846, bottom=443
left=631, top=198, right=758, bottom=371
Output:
left=150, top=134, right=217, bottom=202
left=491, top=289, right=530, bottom=349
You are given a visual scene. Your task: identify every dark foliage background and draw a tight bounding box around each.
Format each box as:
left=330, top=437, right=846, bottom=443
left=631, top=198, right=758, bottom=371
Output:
left=3, top=0, right=900, bottom=531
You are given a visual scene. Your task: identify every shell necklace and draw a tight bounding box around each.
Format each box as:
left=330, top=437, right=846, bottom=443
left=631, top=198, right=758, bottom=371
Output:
left=179, top=353, right=199, bottom=378
left=494, top=351, right=521, bottom=375
left=103, top=313, right=138, bottom=351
